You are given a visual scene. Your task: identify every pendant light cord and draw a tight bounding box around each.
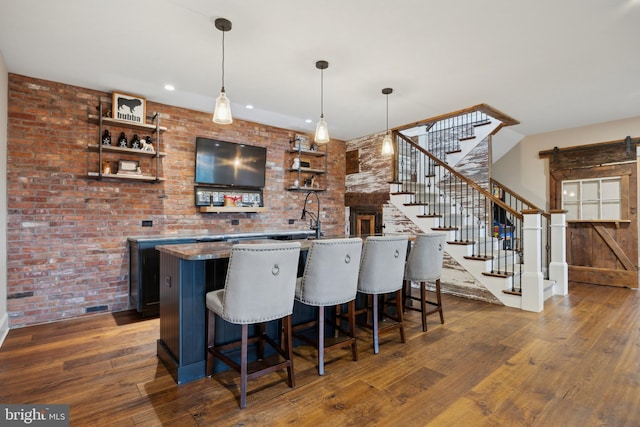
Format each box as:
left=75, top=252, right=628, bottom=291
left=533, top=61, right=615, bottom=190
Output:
left=320, top=68, right=324, bottom=118
left=386, top=92, right=389, bottom=133
left=221, top=30, right=225, bottom=92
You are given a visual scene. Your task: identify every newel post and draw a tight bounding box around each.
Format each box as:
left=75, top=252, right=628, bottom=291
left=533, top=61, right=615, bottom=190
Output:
left=521, top=209, right=544, bottom=312
left=548, top=210, right=568, bottom=296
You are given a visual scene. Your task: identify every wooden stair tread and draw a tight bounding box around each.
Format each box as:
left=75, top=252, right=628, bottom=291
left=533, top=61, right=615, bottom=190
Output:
left=459, top=136, right=476, bottom=141
left=502, top=289, right=522, bottom=296
left=464, top=255, right=494, bottom=261
left=445, top=149, right=462, bottom=154
left=417, top=214, right=442, bottom=218
left=482, top=271, right=514, bottom=278
left=448, top=240, right=477, bottom=246
left=390, top=191, right=414, bottom=195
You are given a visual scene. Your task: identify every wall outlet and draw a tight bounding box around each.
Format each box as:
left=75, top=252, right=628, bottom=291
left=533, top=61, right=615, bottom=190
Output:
left=142, top=220, right=153, bottom=227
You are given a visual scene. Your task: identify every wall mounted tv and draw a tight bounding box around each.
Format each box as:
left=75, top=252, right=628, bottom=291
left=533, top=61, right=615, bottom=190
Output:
left=195, top=137, right=267, bottom=188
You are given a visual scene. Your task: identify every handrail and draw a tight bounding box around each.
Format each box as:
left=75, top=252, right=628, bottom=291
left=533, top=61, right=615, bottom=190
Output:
left=396, top=132, right=522, bottom=221
left=489, top=178, right=550, bottom=219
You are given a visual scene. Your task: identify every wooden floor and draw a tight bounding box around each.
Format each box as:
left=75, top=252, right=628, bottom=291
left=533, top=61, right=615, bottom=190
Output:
left=1, top=282, right=639, bottom=426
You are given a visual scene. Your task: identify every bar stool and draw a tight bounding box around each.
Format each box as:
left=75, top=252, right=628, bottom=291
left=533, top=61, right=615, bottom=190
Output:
left=404, top=233, right=446, bottom=332
left=293, top=237, right=362, bottom=375
left=206, top=242, right=301, bottom=408
left=357, top=235, right=409, bottom=354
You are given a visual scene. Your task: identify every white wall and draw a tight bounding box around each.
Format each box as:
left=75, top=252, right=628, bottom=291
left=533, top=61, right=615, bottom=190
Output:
left=493, top=116, right=640, bottom=209
left=0, top=50, right=8, bottom=347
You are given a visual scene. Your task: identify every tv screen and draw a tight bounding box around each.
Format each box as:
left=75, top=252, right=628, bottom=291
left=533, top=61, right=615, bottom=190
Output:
left=195, top=137, right=267, bottom=188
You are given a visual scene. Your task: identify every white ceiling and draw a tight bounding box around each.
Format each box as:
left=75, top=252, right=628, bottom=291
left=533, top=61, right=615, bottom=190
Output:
left=1, top=0, right=640, bottom=141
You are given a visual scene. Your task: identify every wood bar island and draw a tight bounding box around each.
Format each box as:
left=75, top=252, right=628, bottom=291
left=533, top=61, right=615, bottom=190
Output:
left=156, top=239, right=313, bottom=385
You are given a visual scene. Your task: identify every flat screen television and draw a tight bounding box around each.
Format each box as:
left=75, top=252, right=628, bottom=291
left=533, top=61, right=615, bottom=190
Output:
left=195, top=137, right=267, bottom=188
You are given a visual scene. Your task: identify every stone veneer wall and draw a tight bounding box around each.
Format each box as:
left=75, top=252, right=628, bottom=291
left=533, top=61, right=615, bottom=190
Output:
left=346, top=130, right=500, bottom=304
left=7, top=74, right=346, bottom=327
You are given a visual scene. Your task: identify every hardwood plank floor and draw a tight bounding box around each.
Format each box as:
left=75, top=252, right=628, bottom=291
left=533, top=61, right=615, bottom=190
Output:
left=1, top=283, right=639, bottom=426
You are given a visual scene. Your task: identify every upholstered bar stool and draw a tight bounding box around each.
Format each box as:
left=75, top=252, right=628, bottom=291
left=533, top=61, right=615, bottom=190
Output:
left=206, top=242, right=301, bottom=408
left=293, top=237, right=363, bottom=375
left=404, top=233, right=446, bottom=332
left=356, top=235, right=409, bottom=354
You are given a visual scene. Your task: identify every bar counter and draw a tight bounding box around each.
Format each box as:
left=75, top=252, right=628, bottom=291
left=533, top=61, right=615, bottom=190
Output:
left=155, top=238, right=314, bottom=385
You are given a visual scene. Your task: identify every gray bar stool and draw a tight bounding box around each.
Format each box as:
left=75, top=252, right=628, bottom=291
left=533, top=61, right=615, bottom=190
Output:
left=292, top=237, right=363, bottom=375
left=404, top=233, right=446, bottom=332
left=206, top=242, right=301, bottom=408
left=357, top=235, right=409, bottom=354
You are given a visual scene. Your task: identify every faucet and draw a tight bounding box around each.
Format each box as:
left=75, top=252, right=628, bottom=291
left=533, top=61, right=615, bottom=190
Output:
left=301, top=190, right=322, bottom=239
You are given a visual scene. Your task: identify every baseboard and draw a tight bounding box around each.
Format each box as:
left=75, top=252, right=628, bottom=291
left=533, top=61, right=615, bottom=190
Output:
left=0, top=312, right=8, bottom=349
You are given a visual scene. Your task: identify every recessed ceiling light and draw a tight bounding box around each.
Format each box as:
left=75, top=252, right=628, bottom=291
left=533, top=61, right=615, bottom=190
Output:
left=305, top=119, right=312, bottom=123
left=164, top=84, right=175, bottom=91
left=245, top=104, right=254, bottom=109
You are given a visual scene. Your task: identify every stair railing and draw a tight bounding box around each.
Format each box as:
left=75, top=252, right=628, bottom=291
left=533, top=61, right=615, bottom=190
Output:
left=394, top=132, right=525, bottom=292
left=490, top=179, right=550, bottom=280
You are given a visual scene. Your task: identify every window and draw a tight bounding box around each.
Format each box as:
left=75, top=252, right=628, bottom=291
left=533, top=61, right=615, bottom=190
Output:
left=562, top=177, right=621, bottom=220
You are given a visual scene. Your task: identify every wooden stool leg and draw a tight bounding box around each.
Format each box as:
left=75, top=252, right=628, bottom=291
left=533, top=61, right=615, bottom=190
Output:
left=283, top=315, right=295, bottom=388
left=240, top=324, right=249, bottom=409
left=372, top=294, right=379, bottom=354
left=420, top=281, right=428, bottom=332
left=318, top=306, right=325, bottom=376
left=348, top=300, right=358, bottom=361
left=395, top=289, right=405, bottom=343
left=436, top=279, right=444, bottom=324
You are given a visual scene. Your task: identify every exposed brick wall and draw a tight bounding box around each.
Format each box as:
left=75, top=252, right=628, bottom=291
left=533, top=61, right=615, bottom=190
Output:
left=7, top=74, right=346, bottom=327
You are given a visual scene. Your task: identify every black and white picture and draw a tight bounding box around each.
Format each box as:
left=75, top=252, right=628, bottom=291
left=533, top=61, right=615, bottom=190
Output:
left=112, top=92, right=146, bottom=124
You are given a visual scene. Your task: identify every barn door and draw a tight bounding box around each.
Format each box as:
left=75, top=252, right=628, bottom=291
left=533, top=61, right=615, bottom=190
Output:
left=543, top=139, right=638, bottom=288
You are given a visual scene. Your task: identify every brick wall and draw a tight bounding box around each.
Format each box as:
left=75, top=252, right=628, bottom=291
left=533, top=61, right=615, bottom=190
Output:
left=7, top=74, right=346, bottom=327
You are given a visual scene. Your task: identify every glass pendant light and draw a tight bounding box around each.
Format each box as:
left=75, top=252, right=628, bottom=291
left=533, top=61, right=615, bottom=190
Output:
left=212, top=18, right=233, bottom=124
left=314, top=60, right=330, bottom=143
left=381, top=88, right=394, bottom=155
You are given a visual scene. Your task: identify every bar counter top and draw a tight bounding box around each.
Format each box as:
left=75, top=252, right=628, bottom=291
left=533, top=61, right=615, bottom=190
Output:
left=156, top=239, right=314, bottom=261
left=128, top=230, right=315, bottom=244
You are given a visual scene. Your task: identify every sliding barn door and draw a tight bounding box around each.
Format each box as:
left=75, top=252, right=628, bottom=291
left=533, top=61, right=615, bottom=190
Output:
left=543, top=139, right=638, bottom=288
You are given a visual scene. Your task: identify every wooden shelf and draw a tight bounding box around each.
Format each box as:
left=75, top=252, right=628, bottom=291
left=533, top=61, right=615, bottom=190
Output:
left=287, top=167, right=326, bottom=174
left=87, top=172, right=166, bottom=182
left=88, top=114, right=167, bottom=132
left=199, top=206, right=266, bottom=213
left=87, top=144, right=166, bottom=157
left=287, top=187, right=326, bottom=192
left=287, top=148, right=327, bottom=157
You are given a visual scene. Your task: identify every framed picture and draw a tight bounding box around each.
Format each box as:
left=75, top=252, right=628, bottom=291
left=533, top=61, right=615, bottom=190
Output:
left=117, top=160, right=141, bottom=175
left=292, top=133, right=310, bottom=150
left=112, top=92, right=146, bottom=124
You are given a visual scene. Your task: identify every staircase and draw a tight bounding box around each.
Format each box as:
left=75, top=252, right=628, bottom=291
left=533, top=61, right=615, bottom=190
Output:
left=387, top=107, right=555, bottom=311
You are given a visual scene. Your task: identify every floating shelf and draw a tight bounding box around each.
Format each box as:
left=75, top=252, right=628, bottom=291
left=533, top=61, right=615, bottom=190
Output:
left=88, top=114, right=167, bottom=132
left=87, top=172, right=166, bottom=182
left=287, top=167, right=326, bottom=174
left=87, top=144, right=166, bottom=157
left=286, top=187, right=326, bottom=192
left=199, top=206, right=266, bottom=213
left=286, top=148, right=327, bottom=157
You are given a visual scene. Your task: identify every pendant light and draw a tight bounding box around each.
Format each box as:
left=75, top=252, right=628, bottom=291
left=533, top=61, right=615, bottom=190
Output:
left=314, top=60, right=330, bottom=143
left=212, top=18, right=233, bottom=124
left=381, top=88, right=394, bottom=155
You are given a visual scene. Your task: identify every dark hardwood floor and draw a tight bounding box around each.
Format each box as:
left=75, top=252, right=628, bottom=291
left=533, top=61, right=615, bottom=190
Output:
left=1, top=282, right=639, bottom=426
